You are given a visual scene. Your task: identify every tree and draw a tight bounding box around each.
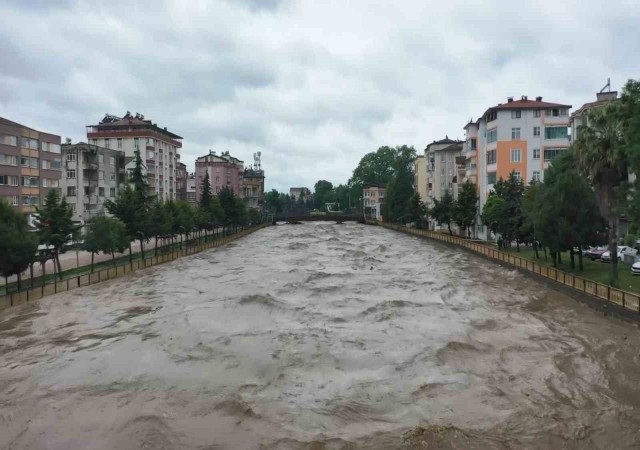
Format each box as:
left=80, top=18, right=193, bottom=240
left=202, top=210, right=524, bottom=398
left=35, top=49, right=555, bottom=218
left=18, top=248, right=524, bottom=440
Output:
left=0, top=199, right=38, bottom=290
left=35, top=189, right=80, bottom=279
left=384, top=145, right=416, bottom=223
left=522, top=180, right=544, bottom=259
left=83, top=216, right=129, bottom=270
left=314, top=180, right=334, bottom=209
left=199, top=171, right=213, bottom=210
left=407, top=192, right=427, bottom=228
left=218, top=187, right=237, bottom=232
left=148, top=200, right=172, bottom=255
left=481, top=194, right=506, bottom=243
left=573, top=102, right=626, bottom=283
left=264, top=189, right=282, bottom=213
left=483, top=173, right=525, bottom=249
left=105, top=185, right=150, bottom=260
left=431, top=190, right=455, bottom=235
left=454, top=181, right=478, bottom=238
left=351, top=146, right=397, bottom=187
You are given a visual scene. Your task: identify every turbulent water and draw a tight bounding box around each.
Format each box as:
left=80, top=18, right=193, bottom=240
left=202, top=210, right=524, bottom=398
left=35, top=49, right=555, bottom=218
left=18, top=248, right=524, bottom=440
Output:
left=2, top=223, right=640, bottom=449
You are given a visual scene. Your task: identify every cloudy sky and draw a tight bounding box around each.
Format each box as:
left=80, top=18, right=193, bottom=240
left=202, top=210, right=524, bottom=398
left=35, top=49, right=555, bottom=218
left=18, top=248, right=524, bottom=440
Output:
left=1, top=0, right=639, bottom=192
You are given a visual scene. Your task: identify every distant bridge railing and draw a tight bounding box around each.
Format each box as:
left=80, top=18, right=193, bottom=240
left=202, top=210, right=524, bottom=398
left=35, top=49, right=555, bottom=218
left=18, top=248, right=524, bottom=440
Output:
left=272, top=213, right=365, bottom=224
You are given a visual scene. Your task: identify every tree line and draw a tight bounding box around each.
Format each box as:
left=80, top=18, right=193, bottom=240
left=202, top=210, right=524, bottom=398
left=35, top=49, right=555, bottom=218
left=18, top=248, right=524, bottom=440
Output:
left=0, top=150, right=263, bottom=291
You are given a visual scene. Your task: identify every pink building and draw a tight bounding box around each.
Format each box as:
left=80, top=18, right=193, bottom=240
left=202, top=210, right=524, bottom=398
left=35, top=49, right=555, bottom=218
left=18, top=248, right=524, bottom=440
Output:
left=195, top=150, right=244, bottom=201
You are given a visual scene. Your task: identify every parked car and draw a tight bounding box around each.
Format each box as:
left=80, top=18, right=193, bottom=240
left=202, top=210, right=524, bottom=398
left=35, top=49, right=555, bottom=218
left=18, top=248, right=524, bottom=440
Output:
left=585, top=246, right=607, bottom=260
left=601, top=246, right=634, bottom=263
left=632, top=261, right=640, bottom=275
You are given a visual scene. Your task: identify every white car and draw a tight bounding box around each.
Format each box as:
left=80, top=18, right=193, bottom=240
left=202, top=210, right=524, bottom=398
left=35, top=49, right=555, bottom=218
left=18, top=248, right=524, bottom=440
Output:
left=632, top=261, right=640, bottom=275
left=601, top=246, right=635, bottom=262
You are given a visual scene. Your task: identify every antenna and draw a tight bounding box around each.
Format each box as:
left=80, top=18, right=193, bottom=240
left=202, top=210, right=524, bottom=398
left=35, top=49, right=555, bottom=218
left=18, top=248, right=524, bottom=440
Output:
left=600, top=78, right=611, bottom=93
left=254, top=151, right=262, bottom=171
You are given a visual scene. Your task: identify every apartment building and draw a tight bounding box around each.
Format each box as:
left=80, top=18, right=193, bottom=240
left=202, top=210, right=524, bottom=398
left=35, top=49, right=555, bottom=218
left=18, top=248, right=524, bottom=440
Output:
left=473, top=95, right=571, bottom=238
left=86, top=112, right=182, bottom=201
left=413, top=155, right=427, bottom=202
left=186, top=173, right=197, bottom=204
left=363, top=185, right=385, bottom=221
left=571, top=90, right=618, bottom=141
left=242, top=167, right=265, bottom=210
left=0, top=117, right=62, bottom=221
left=424, top=137, right=464, bottom=209
left=462, top=120, right=479, bottom=187
left=195, top=150, right=244, bottom=200
left=289, top=187, right=312, bottom=202
left=61, top=142, right=125, bottom=223
left=176, top=162, right=187, bottom=201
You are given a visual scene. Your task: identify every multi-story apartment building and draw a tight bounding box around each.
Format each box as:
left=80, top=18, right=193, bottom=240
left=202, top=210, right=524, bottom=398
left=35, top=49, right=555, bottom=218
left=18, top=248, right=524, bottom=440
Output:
left=186, top=173, right=197, bottom=204
left=0, top=117, right=62, bottom=221
left=242, top=167, right=265, bottom=210
left=176, top=162, right=187, bottom=202
left=363, top=185, right=385, bottom=221
left=473, top=95, right=571, bottom=238
left=195, top=150, right=244, bottom=200
left=414, top=155, right=427, bottom=202
left=424, top=137, right=463, bottom=209
left=86, top=112, right=182, bottom=201
left=61, top=142, right=125, bottom=223
left=571, top=90, right=618, bottom=141
left=462, top=120, right=479, bottom=187
left=289, top=187, right=312, bottom=202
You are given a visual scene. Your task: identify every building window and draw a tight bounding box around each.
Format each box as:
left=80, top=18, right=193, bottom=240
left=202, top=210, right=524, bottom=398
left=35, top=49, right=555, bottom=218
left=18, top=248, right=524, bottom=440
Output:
left=98, top=154, right=104, bottom=163
left=545, top=126, right=568, bottom=140
left=51, top=143, right=60, bottom=153
left=544, top=147, right=567, bottom=162
left=20, top=156, right=38, bottom=168
left=117, top=138, right=122, bottom=149
left=99, top=171, right=104, bottom=180
left=67, top=169, right=76, bottom=179
left=547, top=108, right=569, bottom=117
left=0, top=154, right=19, bottom=165
left=0, top=135, right=18, bottom=146
left=109, top=156, right=115, bottom=166
left=534, top=110, right=541, bottom=118
left=21, top=138, right=39, bottom=149
left=510, top=149, right=522, bottom=163
left=532, top=171, right=541, bottom=182
left=513, top=171, right=522, bottom=182
left=67, top=186, right=76, bottom=197
left=91, top=139, right=98, bottom=145
left=52, top=158, right=62, bottom=169
left=511, top=127, right=521, bottom=140
left=511, top=110, right=521, bottom=119
left=487, top=110, right=498, bottom=122
left=486, top=149, right=496, bottom=165
left=22, top=196, right=39, bottom=206
left=104, top=138, right=110, bottom=149
left=42, top=178, right=59, bottom=188
left=110, top=173, right=116, bottom=181
left=84, top=186, right=91, bottom=195
left=533, top=126, right=540, bottom=137
left=98, top=187, right=105, bottom=197
left=533, top=148, right=540, bottom=159
left=487, top=172, right=496, bottom=185
left=66, top=151, right=76, bottom=161
left=8, top=195, right=18, bottom=206
left=22, top=176, right=39, bottom=187
left=487, top=128, right=497, bottom=144
left=134, top=138, right=139, bottom=149
left=110, top=188, right=116, bottom=197
left=147, top=151, right=154, bottom=160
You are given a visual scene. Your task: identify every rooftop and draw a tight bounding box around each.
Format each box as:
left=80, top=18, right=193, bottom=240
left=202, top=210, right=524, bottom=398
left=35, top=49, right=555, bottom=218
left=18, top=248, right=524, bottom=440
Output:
left=88, top=111, right=183, bottom=139
left=482, top=96, right=571, bottom=118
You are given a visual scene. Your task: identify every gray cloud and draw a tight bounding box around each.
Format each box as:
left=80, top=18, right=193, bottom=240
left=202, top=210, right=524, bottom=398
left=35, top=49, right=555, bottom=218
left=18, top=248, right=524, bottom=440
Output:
left=0, top=0, right=639, bottom=192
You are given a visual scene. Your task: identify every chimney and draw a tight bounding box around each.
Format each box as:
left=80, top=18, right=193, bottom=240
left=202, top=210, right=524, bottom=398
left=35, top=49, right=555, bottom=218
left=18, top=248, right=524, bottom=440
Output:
left=507, top=97, right=514, bottom=103
left=536, top=96, right=542, bottom=102
left=596, top=91, right=618, bottom=102
left=521, top=95, right=528, bottom=101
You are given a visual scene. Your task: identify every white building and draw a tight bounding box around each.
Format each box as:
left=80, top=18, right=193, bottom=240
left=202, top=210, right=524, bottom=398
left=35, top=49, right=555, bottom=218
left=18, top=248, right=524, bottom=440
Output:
left=86, top=112, right=182, bottom=201
left=363, top=185, right=385, bottom=221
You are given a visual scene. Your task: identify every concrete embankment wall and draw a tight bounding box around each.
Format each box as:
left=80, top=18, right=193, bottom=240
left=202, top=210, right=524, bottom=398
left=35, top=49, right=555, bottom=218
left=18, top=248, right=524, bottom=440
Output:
left=0, top=224, right=268, bottom=312
left=370, top=221, right=640, bottom=320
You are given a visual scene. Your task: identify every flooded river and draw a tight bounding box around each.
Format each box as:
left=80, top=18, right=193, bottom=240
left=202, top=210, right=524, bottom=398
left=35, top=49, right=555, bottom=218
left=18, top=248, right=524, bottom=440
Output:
left=2, top=223, right=640, bottom=449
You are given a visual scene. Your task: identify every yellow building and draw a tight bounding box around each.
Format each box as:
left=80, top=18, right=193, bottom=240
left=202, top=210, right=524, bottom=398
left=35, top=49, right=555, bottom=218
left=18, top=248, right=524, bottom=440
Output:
left=413, top=155, right=427, bottom=203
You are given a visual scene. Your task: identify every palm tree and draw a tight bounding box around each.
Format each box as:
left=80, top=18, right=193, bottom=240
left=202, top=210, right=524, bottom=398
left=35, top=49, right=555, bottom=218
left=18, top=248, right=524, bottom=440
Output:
left=572, top=103, right=626, bottom=283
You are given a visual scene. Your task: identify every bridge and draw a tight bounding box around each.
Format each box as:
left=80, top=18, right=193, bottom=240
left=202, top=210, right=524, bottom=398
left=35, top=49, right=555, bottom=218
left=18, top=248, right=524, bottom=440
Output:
left=272, top=213, right=365, bottom=224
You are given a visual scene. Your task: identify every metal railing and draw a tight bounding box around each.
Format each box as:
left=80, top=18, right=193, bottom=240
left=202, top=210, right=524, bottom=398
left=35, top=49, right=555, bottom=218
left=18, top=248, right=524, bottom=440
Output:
left=367, top=221, right=640, bottom=314
left=0, top=224, right=268, bottom=311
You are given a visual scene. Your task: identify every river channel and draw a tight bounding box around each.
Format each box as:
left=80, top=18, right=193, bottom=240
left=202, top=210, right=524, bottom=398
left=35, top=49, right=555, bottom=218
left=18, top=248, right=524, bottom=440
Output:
left=2, top=223, right=640, bottom=449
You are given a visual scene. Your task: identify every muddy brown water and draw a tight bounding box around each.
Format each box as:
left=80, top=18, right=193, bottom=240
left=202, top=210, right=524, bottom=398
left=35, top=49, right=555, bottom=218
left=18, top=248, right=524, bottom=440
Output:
left=2, top=223, right=640, bottom=449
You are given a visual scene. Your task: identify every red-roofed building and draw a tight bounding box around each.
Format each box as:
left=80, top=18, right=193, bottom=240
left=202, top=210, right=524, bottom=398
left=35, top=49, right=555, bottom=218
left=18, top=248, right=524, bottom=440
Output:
left=469, top=95, right=572, bottom=239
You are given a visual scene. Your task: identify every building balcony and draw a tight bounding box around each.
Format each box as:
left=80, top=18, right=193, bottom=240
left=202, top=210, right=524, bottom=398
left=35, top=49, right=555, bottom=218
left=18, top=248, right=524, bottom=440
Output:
left=466, top=164, right=477, bottom=176
left=82, top=162, right=98, bottom=170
